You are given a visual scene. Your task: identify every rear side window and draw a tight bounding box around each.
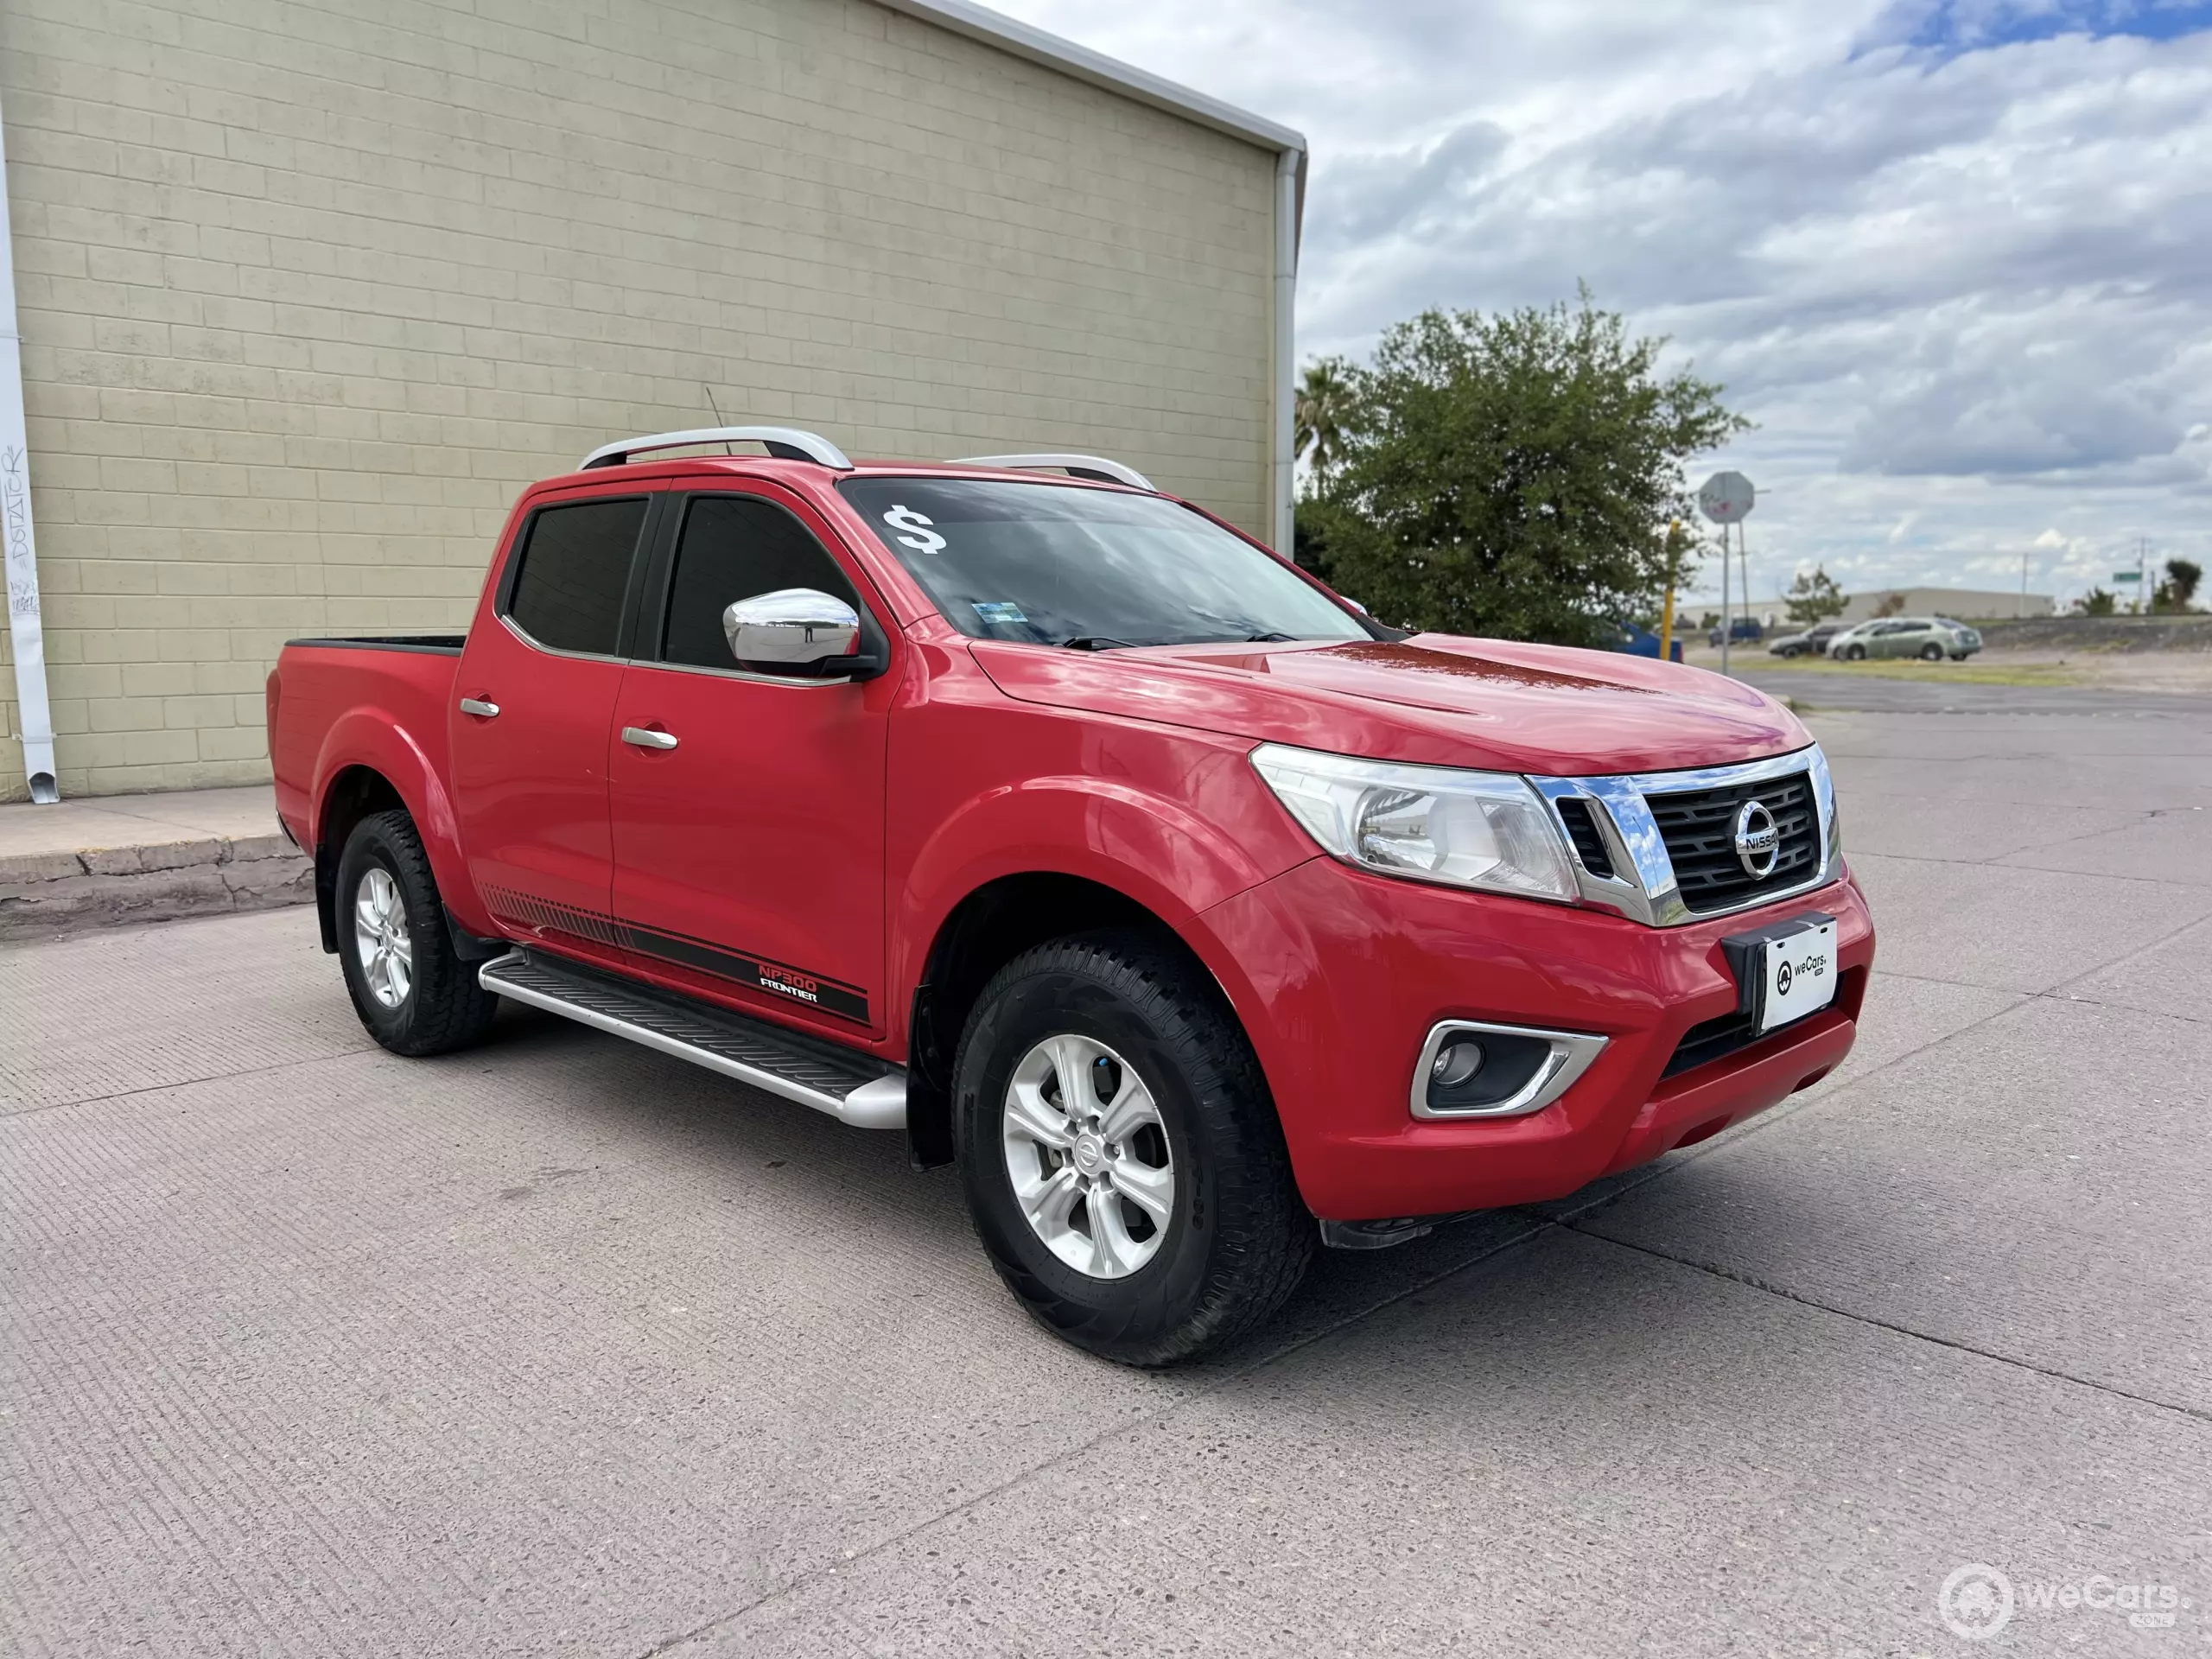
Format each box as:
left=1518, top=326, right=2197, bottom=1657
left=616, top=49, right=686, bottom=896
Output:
left=505, top=498, right=648, bottom=656
left=660, top=495, right=861, bottom=671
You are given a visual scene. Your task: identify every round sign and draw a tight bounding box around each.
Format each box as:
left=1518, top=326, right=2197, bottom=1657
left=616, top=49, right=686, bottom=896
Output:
left=1698, top=471, right=1756, bottom=524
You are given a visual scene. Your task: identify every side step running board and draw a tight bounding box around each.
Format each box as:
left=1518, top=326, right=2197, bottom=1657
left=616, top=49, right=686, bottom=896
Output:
left=480, top=950, right=906, bottom=1129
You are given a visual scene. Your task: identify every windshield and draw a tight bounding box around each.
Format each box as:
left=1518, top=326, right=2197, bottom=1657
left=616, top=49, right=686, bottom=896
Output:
left=838, top=477, right=1370, bottom=649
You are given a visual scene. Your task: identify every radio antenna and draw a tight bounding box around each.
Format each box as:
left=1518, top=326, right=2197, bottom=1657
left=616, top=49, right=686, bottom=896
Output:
left=703, top=384, right=734, bottom=455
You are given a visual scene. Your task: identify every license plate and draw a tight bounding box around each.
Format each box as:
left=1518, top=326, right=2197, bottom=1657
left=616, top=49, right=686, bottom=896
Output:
left=1756, top=917, right=1839, bottom=1033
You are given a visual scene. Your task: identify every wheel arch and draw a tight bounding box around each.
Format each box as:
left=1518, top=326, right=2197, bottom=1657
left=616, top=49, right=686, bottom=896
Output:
left=901, top=871, right=1235, bottom=1171
left=308, top=715, right=486, bottom=952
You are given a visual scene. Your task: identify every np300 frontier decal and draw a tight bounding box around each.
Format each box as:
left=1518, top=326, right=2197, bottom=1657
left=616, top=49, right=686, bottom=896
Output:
left=482, top=887, right=869, bottom=1024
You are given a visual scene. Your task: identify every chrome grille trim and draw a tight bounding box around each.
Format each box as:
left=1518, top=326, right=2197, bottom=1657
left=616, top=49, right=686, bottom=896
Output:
left=1529, top=744, right=1840, bottom=927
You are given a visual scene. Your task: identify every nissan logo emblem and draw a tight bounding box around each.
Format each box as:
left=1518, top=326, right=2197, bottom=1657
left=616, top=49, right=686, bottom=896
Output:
left=1733, top=800, right=1781, bottom=878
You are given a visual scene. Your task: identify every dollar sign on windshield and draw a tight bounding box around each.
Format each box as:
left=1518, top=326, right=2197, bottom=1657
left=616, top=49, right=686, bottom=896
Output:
left=882, top=505, right=946, bottom=556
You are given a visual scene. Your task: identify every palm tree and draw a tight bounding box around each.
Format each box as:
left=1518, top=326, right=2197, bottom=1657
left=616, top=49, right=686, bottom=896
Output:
left=1294, top=359, right=1354, bottom=478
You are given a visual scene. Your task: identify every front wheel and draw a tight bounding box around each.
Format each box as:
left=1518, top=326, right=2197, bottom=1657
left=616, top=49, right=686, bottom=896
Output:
left=1920, top=641, right=1944, bottom=661
left=336, top=810, right=500, bottom=1056
left=1843, top=644, right=1867, bottom=661
left=952, top=931, right=1313, bottom=1366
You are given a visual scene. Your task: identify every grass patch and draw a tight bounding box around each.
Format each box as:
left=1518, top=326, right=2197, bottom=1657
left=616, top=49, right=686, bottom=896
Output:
left=1750, top=658, right=2084, bottom=687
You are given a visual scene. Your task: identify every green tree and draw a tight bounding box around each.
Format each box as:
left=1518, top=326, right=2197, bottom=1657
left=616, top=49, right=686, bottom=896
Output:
left=1784, top=565, right=1848, bottom=626
left=1293, top=358, right=1355, bottom=478
left=2077, top=586, right=2117, bottom=616
left=2154, top=558, right=2202, bottom=612
left=1299, top=292, right=1746, bottom=646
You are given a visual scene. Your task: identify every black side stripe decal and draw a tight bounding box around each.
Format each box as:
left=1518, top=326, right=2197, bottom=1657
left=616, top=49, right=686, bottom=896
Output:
left=483, top=887, right=868, bottom=1023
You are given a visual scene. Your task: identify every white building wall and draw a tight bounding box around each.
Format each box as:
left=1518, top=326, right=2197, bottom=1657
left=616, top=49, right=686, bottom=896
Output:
left=0, top=0, right=1280, bottom=797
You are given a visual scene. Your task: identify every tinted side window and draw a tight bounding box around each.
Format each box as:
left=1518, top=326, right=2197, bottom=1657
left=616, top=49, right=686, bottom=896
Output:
left=661, top=496, right=861, bottom=671
left=506, top=498, right=648, bottom=656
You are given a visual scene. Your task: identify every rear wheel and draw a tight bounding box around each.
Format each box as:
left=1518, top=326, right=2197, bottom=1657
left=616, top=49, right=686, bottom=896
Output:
left=952, top=931, right=1313, bottom=1366
left=1920, top=641, right=1944, bottom=661
left=336, top=810, right=499, bottom=1056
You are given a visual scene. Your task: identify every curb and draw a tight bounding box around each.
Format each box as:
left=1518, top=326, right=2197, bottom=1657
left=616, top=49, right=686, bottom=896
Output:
left=0, top=832, right=313, bottom=942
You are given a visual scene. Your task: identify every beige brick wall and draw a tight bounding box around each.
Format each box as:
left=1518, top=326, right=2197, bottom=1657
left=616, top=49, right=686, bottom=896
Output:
left=0, top=0, right=1278, bottom=798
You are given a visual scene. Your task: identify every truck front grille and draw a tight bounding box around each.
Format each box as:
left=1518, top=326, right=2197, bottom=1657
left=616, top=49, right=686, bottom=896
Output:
left=1644, top=771, right=1819, bottom=914
left=1530, top=745, right=1837, bottom=927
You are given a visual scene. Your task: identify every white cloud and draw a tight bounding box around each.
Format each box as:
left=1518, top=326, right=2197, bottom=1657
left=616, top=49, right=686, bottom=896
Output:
left=995, top=0, right=2212, bottom=606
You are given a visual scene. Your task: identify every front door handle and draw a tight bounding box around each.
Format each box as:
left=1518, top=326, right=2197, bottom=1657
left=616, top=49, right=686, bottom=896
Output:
left=621, top=725, right=678, bottom=751
left=458, top=696, right=499, bottom=718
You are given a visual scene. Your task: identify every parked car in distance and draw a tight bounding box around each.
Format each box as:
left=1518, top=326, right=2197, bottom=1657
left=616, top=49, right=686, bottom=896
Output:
left=1828, top=616, right=1982, bottom=661
left=1822, top=620, right=1879, bottom=658
left=268, top=425, right=1872, bottom=1367
left=1931, top=617, right=1985, bottom=658
left=1708, top=616, right=1765, bottom=647
left=1768, top=620, right=1847, bottom=658
left=1606, top=620, right=1685, bottom=663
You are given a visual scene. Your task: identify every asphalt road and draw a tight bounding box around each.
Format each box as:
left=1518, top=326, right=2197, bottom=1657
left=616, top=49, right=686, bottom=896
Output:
left=6, top=702, right=2211, bottom=1656
left=1735, top=664, right=2212, bottom=717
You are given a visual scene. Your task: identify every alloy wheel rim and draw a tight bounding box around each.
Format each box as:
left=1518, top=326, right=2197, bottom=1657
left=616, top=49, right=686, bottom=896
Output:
left=353, top=867, right=414, bottom=1010
left=1001, top=1033, right=1175, bottom=1280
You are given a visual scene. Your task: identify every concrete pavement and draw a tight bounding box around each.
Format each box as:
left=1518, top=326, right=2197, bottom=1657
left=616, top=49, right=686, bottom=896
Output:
left=3, top=705, right=2209, bottom=1656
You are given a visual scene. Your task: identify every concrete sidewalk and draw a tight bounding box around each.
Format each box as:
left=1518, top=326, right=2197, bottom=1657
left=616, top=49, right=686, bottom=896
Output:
left=0, top=785, right=311, bottom=941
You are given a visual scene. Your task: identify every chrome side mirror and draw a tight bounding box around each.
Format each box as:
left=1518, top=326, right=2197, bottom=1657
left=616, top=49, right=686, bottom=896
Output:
left=723, top=588, right=861, bottom=675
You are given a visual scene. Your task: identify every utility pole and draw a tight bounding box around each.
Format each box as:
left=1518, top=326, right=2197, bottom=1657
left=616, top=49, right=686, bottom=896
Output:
left=1720, top=522, right=1732, bottom=677
left=1739, top=515, right=1752, bottom=637
left=1697, top=473, right=1756, bottom=678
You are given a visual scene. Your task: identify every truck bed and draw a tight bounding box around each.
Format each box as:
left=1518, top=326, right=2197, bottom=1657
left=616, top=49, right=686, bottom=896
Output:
left=267, top=635, right=467, bottom=856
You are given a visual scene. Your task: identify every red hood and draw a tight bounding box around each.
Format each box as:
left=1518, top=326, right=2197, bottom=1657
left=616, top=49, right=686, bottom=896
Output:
left=969, top=634, right=1809, bottom=775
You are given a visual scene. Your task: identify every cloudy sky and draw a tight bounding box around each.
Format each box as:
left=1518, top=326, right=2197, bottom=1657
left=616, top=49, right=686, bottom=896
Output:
left=1000, top=0, right=2212, bottom=605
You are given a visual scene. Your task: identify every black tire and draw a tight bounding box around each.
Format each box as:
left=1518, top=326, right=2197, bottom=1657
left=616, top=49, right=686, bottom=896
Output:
left=1920, top=641, right=1944, bottom=661
left=1844, top=643, right=1866, bottom=661
left=951, top=931, right=1313, bottom=1366
left=335, top=810, right=499, bottom=1056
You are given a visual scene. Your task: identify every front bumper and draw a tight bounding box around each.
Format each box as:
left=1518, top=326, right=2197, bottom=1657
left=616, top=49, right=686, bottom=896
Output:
left=1194, top=856, right=1874, bottom=1222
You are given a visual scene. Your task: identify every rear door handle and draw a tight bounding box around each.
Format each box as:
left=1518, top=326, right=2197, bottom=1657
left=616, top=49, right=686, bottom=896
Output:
left=621, top=726, right=678, bottom=751
left=458, top=696, right=499, bottom=718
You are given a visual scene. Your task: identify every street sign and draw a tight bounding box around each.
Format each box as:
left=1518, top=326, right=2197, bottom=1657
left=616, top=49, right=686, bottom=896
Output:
left=1698, top=472, right=1756, bottom=524
left=2112, top=570, right=2141, bottom=583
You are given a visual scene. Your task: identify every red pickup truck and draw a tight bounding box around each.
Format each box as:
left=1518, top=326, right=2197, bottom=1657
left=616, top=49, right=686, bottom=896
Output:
left=269, top=426, right=1872, bottom=1365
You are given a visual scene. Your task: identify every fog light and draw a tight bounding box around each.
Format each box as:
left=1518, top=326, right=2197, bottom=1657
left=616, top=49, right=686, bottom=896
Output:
left=1414, top=1021, right=1609, bottom=1119
left=1430, top=1040, right=1485, bottom=1090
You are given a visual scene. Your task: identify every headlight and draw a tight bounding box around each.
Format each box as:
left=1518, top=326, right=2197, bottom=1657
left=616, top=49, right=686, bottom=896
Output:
left=1249, top=744, right=1579, bottom=903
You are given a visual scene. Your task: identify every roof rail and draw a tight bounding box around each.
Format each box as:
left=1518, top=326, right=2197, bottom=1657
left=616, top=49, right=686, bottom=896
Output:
left=580, top=427, right=853, bottom=471
left=951, top=453, right=1155, bottom=491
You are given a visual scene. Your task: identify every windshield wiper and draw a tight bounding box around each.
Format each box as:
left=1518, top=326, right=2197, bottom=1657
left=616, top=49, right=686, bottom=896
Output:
left=1059, top=635, right=1139, bottom=652
left=1244, top=632, right=1300, bottom=643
